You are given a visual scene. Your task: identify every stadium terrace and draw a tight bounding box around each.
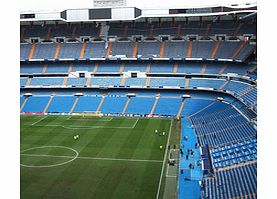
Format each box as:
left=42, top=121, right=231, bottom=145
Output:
left=20, top=2, right=257, bottom=199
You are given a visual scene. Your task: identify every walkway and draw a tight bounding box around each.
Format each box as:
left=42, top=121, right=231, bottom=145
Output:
left=178, top=118, right=202, bottom=199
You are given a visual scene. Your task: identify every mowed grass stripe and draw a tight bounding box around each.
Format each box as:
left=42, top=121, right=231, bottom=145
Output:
left=115, top=118, right=150, bottom=159
left=131, top=119, right=170, bottom=160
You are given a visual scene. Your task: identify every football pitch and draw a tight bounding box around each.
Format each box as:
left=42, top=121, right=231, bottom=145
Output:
left=20, top=115, right=180, bottom=199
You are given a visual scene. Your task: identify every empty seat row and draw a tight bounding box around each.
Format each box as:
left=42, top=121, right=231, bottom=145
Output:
left=190, top=103, right=257, bottom=147
left=20, top=41, right=255, bottom=61
left=20, top=62, right=257, bottom=76
left=211, top=138, right=257, bottom=168
left=202, top=163, right=257, bottom=199
left=21, top=21, right=256, bottom=39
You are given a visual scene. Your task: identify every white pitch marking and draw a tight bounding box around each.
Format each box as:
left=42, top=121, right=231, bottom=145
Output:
left=156, top=119, right=173, bottom=199
left=131, top=118, right=139, bottom=128
left=66, top=116, right=113, bottom=121
left=165, top=175, right=177, bottom=178
left=20, top=146, right=79, bottom=168
left=20, top=153, right=163, bottom=163
left=66, top=115, right=73, bottom=120
left=65, top=118, right=113, bottom=122
left=31, top=116, right=48, bottom=126
left=29, top=118, right=140, bottom=130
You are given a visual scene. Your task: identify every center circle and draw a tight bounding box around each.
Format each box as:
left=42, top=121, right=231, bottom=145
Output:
left=20, top=146, right=79, bottom=168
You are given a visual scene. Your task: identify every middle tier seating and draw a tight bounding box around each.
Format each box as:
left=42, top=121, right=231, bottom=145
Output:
left=21, top=62, right=257, bottom=77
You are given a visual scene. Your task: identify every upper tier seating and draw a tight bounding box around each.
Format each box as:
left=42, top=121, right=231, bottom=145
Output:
left=163, top=41, right=188, bottom=58
left=214, top=41, right=241, bottom=60
left=20, top=41, right=255, bottom=61
left=137, top=41, right=161, bottom=58
left=20, top=44, right=32, bottom=60
left=82, top=42, right=106, bottom=59
left=32, top=43, right=57, bottom=59
left=190, top=41, right=215, bottom=59
left=109, top=42, right=134, bottom=58
left=21, top=21, right=256, bottom=40
left=58, top=43, right=82, bottom=59
left=21, top=24, right=99, bottom=39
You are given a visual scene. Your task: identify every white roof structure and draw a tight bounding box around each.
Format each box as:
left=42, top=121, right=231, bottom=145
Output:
left=20, top=0, right=256, bottom=22
left=94, top=0, right=127, bottom=8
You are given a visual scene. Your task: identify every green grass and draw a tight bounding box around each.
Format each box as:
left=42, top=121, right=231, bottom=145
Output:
left=20, top=115, right=177, bottom=199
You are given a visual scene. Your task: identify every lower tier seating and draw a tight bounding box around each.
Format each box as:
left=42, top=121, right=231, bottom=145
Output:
left=202, top=163, right=257, bottom=199
left=21, top=96, right=50, bottom=113
left=47, top=96, right=76, bottom=112
left=211, top=138, right=257, bottom=168
left=190, top=102, right=256, bottom=147
left=125, top=97, right=156, bottom=115
left=100, top=96, right=128, bottom=114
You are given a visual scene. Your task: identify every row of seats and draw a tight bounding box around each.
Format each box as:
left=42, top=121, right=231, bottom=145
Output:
left=20, top=95, right=219, bottom=116
left=222, top=81, right=257, bottom=110
left=211, top=138, right=257, bottom=168
left=190, top=103, right=257, bottom=147
left=20, top=77, right=226, bottom=88
left=21, top=94, right=253, bottom=119
left=202, top=163, right=257, bottom=199
left=20, top=89, right=251, bottom=104
left=20, top=77, right=256, bottom=109
left=20, top=41, right=255, bottom=61
left=21, top=21, right=256, bottom=39
left=20, top=62, right=256, bottom=77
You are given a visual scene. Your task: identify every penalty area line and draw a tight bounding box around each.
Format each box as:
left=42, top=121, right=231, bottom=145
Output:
left=31, top=116, right=48, bottom=126
left=132, top=118, right=139, bottom=128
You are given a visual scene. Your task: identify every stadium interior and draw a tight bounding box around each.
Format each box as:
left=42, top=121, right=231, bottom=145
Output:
left=20, top=4, right=257, bottom=199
